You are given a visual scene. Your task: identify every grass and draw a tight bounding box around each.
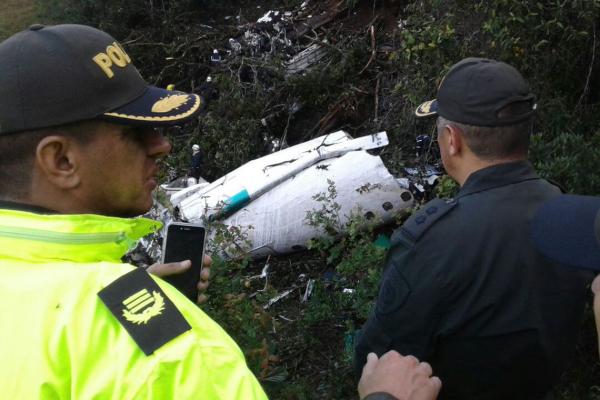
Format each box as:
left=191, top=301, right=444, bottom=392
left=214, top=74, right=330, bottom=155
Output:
left=0, top=0, right=37, bottom=40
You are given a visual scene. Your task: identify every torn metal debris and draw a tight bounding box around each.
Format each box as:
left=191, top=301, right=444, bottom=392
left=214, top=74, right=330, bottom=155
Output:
left=302, top=279, right=315, bottom=303
left=264, top=288, right=296, bottom=310
left=285, top=43, right=328, bottom=76
left=160, top=176, right=209, bottom=199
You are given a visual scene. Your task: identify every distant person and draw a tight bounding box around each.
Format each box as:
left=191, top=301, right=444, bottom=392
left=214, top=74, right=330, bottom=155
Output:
left=354, top=58, right=593, bottom=399
left=189, top=143, right=203, bottom=183
left=210, top=48, right=221, bottom=64
left=0, top=23, right=266, bottom=399
left=194, top=75, right=219, bottom=105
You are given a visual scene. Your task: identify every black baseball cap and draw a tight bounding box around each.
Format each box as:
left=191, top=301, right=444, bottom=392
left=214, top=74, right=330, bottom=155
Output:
left=531, top=195, right=600, bottom=272
left=0, top=24, right=203, bottom=135
left=415, top=57, right=536, bottom=126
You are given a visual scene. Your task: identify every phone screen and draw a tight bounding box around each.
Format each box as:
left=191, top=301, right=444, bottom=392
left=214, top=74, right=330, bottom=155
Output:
left=161, top=223, right=206, bottom=302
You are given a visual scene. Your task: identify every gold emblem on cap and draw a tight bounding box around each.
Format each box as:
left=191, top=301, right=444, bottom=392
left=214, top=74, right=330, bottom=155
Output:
left=151, top=94, right=190, bottom=113
left=104, top=94, right=201, bottom=121
left=122, top=288, right=165, bottom=325
left=420, top=101, right=432, bottom=113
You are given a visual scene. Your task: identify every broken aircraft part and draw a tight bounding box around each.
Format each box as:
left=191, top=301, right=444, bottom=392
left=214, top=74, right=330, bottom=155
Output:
left=172, top=130, right=413, bottom=259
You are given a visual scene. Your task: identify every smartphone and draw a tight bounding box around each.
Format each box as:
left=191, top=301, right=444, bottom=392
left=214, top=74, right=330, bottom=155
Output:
left=161, top=222, right=206, bottom=302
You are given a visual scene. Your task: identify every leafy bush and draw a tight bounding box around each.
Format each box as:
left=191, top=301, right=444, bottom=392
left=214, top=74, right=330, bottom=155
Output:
left=532, top=131, right=600, bottom=195
left=304, top=179, right=386, bottom=353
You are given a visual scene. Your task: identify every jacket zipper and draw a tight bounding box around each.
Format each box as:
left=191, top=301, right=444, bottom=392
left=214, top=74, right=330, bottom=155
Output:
left=0, top=226, right=126, bottom=244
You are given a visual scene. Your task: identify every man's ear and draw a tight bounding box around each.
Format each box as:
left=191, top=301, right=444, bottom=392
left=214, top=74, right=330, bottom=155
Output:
left=445, top=125, right=464, bottom=157
left=35, top=135, right=81, bottom=189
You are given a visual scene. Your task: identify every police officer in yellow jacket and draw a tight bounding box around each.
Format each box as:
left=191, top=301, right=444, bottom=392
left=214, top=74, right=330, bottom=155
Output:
left=0, top=24, right=267, bottom=399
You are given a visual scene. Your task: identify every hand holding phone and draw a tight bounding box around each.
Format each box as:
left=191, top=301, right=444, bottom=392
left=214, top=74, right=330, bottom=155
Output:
left=161, top=222, right=207, bottom=302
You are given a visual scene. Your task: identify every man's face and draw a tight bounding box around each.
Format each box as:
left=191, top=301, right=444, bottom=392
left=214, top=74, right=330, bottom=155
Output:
left=75, top=122, right=171, bottom=217
left=436, top=117, right=451, bottom=172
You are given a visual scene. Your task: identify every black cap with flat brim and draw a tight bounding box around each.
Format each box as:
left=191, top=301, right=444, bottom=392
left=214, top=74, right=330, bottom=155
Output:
left=531, top=195, right=600, bottom=272
left=0, top=24, right=202, bottom=135
left=414, top=58, right=536, bottom=126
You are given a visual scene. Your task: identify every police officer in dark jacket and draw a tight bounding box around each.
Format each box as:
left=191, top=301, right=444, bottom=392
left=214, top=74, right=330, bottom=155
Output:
left=354, top=58, right=593, bottom=400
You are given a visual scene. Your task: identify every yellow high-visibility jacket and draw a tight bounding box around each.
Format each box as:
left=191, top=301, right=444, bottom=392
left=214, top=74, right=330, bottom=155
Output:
left=0, top=208, right=268, bottom=400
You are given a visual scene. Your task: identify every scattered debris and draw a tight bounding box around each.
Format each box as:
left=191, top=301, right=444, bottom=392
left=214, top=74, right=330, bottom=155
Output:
left=263, top=134, right=287, bottom=154
left=285, top=43, right=329, bottom=75
left=160, top=176, right=209, bottom=198
left=128, top=1, right=446, bottom=266
left=302, top=279, right=315, bottom=303
left=228, top=38, right=242, bottom=54
left=278, top=314, right=295, bottom=322
left=415, top=134, right=433, bottom=157
left=247, top=255, right=271, bottom=293
left=264, top=287, right=297, bottom=309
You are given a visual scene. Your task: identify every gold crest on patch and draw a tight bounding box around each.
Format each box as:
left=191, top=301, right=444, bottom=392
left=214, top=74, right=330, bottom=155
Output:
left=122, top=288, right=165, bottom=325
left=151, top=94, right=189, bottom=113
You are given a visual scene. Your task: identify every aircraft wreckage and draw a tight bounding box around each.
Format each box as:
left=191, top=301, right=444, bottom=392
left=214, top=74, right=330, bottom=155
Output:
left=164, top=130, right=414, bottom=259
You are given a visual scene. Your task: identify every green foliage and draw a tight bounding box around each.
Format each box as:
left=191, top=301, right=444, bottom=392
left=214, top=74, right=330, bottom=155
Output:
left=473, top=0, right=600, bottom=137
left=303, top=179, right=386, bottom=355
left=202, top=219, right=278, bottom=377
left=203, top=256, right=275, bottom=373
left=435, top=175, right=459, bottom=199
left=531, top=131, right=600, bottom=194
left=34, top=0, right=95, bottom=25
left=196, top=114, right=264, bottom=179
left=306, top=179, right=343, bottom=243
left=205, top=217, right=254, bottom=267
left=398, top=19, right=456, bottom=62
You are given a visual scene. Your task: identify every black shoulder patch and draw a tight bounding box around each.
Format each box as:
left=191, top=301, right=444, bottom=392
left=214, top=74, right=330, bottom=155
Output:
left=98, top=268, right=191, bottom=355
left=400, top=198, right=457, bottom=242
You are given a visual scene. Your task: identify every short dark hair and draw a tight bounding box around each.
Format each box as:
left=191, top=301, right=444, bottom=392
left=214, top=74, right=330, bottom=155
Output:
left=438, top=101, right=534, bottom=160
left=0, top=121, right=100, bottom=200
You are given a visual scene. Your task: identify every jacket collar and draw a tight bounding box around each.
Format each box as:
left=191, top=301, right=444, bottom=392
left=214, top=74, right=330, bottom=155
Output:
left=0, top=208, right=161, bottom=264
left=457, top=160, right=539, bottom=198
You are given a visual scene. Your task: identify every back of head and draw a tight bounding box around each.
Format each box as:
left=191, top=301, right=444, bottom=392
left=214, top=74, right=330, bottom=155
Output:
left=416, top=57, right=536, bottom=160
